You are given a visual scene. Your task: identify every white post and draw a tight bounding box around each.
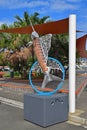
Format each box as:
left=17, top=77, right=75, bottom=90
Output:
left=69, top=14, right=76, bottom=113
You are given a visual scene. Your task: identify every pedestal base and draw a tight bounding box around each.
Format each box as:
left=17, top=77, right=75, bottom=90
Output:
left=24, top=93, right=68, bottom=127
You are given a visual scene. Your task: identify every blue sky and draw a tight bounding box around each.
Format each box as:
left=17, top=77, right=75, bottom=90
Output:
left=0, top=0, right=87, bottom=37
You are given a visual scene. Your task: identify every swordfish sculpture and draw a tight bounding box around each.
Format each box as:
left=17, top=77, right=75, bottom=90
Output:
left=30, top=30, right=63, bottom=89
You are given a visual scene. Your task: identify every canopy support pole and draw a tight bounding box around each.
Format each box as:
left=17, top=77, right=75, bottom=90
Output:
left=69, top=14, right=76, bottom=113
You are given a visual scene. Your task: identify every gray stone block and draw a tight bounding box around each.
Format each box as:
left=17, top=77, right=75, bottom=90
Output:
left=24, top=93, right=68, bottom=127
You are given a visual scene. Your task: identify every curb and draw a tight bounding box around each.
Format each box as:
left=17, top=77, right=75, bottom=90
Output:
left=0, top=97, right=23, bottom=109
left=69, top=112, right=87, bottom=128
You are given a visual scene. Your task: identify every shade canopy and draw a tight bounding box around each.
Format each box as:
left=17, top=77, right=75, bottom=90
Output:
left=0, top=18, right=69, bottom=34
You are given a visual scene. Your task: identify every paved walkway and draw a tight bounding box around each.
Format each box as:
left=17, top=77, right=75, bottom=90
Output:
left=0, top=103, right=86, bottom=130
left=0, top=76, right=87, bottom=129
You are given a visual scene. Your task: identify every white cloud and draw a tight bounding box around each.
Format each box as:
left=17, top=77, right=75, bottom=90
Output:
left=0, top=20, right=12, bottom=26
left=67, top=0, right=82, bottom=2
left=26, top=1, right=49, bottom=8
left=49, top=0, right=79, bottom=11
left=0, top=22, right=4, bottom=26
left=0, top=0, right=79, bottom=11
left=27, top=0, right=80, bottom=13
left=0, top=0, right=49, bottom=9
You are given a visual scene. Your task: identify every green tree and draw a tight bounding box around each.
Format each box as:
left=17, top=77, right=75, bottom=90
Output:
left=14, top=11, right=50, bottom=27
left=0, top=53, right=7, bottom=68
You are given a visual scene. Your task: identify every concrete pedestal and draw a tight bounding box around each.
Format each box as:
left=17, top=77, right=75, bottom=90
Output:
left=24, top=93, right=68, bottom=127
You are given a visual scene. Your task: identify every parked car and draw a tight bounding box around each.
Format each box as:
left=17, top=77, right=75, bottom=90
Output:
left=0, top=66, right=10, bottom=72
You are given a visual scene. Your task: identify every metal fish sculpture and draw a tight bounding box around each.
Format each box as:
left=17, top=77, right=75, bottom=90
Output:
left=31, top=31, right=63, bottom=88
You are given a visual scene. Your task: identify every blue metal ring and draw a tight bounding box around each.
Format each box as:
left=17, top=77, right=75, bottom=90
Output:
left=29, top=57, right=65, bottom=96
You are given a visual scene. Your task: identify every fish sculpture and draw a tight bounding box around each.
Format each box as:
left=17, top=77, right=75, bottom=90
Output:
left=31, top=31, right=63, bottom=89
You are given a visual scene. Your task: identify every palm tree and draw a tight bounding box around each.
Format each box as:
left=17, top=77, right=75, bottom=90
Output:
left=14, top=11, right=50, bottom=27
